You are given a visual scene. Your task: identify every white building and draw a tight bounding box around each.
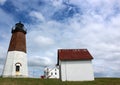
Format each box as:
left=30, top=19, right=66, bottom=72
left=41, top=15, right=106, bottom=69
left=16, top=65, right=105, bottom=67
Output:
left=2, top=22, right=28, bottom=77
left=44, top=66, right=59, bottom=79
left=58, top=49, right=94, bottom=81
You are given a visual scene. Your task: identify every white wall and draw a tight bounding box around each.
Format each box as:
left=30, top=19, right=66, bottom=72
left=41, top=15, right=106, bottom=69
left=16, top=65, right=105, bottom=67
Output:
left=2, top=51, right=28, bottom=77
left=59, top=60, right=94, bottom=81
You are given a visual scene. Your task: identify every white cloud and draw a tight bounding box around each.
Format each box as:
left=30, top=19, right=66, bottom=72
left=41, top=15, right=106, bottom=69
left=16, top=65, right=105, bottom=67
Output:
left=50, top=0, right=63, bottom=7
left=29, top=11, right=45, bottom=22
left=34, top=36, right=54, bottom=46
left=0, top=8, right=15, bottom=26
left=28, top=56, right=53, bottom=67
left=0, top=0, right=6, bottom=5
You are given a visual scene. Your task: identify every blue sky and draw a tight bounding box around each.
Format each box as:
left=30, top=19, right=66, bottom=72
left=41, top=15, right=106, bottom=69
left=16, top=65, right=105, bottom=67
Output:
left=0, top=0, right=120, bottom=78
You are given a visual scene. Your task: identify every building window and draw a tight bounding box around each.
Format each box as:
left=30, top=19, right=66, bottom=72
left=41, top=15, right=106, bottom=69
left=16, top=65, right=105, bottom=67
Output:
left=16, top=66, right=20, bottom=72
left=51, top=72, right=53, bottom=75
left=55, top=72, right=57, bottom=75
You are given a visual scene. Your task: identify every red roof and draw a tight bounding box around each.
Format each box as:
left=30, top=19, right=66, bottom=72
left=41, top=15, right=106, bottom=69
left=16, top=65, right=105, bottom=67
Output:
left=58, top=49, right=93, bottom=61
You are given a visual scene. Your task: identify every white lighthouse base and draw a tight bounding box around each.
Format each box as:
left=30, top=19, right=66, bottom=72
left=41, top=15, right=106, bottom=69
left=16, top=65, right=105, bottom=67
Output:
left=2, top=51, right=28, bottom=78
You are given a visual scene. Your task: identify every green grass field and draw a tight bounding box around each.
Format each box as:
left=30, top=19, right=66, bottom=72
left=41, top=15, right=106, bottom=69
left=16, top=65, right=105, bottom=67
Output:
left=0, top=78, right=120, bottom=85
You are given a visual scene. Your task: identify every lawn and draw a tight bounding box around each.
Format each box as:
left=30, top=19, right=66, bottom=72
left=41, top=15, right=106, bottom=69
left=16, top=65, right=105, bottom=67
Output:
left=0, top=78, right=120, bottom=85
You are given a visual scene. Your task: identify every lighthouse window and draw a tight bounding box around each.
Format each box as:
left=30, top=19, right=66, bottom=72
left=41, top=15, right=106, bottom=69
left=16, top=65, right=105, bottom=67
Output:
left=16, top=66, right=20, bottom=72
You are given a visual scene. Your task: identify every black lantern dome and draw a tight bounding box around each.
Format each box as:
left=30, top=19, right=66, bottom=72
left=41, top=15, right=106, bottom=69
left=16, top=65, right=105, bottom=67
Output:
left=12, top=21, right=27, bottom=34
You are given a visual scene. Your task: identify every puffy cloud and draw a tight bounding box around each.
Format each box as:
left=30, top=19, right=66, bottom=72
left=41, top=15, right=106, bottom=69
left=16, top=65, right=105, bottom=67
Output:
left=29, top=11, right=45, bottom=22
left=0, top=8, right=14, bottom=27
left=0, top=0, right=6, bottom=5
left=34, top=36, right=54, bottom=46
left=51, top=0, right=63, bottom=7
left=28, top=56, right=54, bottom=67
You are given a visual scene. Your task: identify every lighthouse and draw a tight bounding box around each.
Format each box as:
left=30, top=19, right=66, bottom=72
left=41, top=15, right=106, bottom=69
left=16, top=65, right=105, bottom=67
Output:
left=2, top=22, right=28, bottom=77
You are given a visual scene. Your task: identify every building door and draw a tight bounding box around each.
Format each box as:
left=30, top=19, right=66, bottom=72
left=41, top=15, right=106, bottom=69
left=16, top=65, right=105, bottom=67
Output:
left=15, top=62, right=22, bottom=76
left=16, top=66, right=20, bottom=72
left=16, top=65, right=20, bottom=75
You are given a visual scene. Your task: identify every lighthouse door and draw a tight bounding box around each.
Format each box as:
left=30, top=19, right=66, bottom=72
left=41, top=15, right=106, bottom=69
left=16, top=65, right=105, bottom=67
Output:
left=15, top=63, right=22, bottom=76
left=16, top=66, right=20, bottom=72
left=16, top=65, right=20, bottom=75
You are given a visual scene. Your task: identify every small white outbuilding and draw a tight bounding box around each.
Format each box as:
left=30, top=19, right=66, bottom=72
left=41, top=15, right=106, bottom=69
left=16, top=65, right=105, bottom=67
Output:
left=58, top=49, right=94, bottom=81
left=44, top=66, right=59, bottom=79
